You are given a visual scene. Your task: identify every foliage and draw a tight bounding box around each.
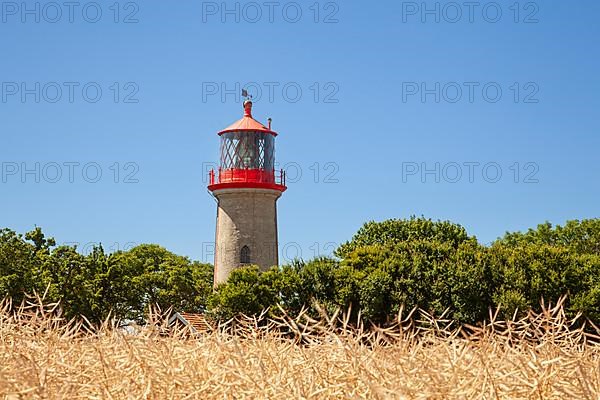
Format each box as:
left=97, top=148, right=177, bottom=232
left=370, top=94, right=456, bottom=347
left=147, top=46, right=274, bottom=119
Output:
left=0, top=229, right=38, bottom=306
left=2, top=218, right=600, bottom=326
left=0, top=229, right=213, bottom=324
left=335, top=217, right=474, bottom=259
left=207, top=266, right=281, bottom=321
left=496, top=219, right=600, bottom=255
left=210, top=218, right=600, bottom=326
left=110, top=245, right=213, bottom=322
left=486, top=243, right=600, bottom=321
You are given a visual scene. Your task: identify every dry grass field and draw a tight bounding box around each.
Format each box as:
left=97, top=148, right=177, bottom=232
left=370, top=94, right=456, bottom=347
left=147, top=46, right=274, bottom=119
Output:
left=1, top=299, right=599, bottom=399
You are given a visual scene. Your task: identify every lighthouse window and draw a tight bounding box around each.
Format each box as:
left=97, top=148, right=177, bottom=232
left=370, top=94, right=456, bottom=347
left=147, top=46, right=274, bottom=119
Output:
left=240, top=246, right=251, bottom=264
left=221, top=132, right=275, bottom=170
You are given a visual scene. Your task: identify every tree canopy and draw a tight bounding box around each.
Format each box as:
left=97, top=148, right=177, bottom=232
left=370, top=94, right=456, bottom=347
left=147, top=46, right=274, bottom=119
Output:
left=1, top=217, right=600, bottom=326
left=210, top=218, right=600, bottom=325
left=0, top=229, right=213, bottom=324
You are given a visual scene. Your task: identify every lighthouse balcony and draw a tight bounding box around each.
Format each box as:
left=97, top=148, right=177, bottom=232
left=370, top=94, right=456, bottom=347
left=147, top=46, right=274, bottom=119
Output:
left=208, top=168, right=287, bottom=192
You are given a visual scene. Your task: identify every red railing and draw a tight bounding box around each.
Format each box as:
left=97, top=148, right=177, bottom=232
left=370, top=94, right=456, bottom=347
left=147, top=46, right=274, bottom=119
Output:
left=209, top=168, right=286, bottom=187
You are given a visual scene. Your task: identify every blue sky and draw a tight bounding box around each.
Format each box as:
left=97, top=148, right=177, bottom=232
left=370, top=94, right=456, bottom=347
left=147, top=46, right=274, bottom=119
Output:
left=1, top=1, right=599, bottom=263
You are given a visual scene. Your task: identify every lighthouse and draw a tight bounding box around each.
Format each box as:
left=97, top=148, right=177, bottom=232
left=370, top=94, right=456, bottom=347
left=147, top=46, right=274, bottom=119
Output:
left=208, top=100, right=287, bottom=285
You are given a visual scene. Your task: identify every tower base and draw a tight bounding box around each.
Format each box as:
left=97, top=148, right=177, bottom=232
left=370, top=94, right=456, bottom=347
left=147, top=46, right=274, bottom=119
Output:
left=212, top=188, right=282, bottom=286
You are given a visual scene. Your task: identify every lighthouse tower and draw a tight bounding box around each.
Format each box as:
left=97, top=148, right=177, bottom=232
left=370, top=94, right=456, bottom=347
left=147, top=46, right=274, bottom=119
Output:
left=208, top=100, right=287, bottom=285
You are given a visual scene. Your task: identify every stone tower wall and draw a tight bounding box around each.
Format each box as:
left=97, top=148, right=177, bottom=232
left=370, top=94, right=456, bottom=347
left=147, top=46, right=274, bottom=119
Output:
left=213, top=188, right=282, bottom=285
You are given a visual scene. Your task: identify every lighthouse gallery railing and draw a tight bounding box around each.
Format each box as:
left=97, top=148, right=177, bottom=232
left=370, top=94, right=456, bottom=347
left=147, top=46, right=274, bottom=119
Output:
left=209, top=168, right=286, bottom=187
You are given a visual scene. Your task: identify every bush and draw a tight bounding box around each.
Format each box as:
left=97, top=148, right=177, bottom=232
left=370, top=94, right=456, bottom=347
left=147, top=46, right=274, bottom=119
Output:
left=335, top=217, right=475, bottom=259
left=3, top=219, right=600, bottom=326
left=209, top=218, right=600, bottom=326
left=0, top=229, right=213, bottom=324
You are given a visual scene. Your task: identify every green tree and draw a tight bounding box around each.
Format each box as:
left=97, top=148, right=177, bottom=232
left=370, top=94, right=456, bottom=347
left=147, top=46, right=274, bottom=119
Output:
left=487, top=242, right=600, bottom=320
left=3, top=219, right=600, bottom=327
left=336, top=217, right=475, bottom=259
left=111, top=244, right=213, bottom=322
left=25, top=227, right=56, bottom=253
left=38, top=245, right=98, bottom=321
left=0, top=229, right=37, bottom=305
left=208, top=266, right=282, bottom=321
left=497, top=219, right=600, bottom=255
left=341, top=240, right=491, bottom=324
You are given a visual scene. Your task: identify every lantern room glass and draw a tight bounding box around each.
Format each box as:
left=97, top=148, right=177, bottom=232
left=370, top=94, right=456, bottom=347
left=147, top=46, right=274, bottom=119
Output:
left=220, top=131, right=275, bottom=170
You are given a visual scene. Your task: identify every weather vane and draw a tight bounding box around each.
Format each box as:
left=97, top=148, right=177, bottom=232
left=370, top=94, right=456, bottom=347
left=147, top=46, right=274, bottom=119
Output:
left=241, top=89, right=253, bottom=101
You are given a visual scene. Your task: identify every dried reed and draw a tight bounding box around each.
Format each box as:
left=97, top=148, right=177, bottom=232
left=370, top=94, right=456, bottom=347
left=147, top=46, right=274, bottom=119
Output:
left=1, top=296, right=599, bottom=399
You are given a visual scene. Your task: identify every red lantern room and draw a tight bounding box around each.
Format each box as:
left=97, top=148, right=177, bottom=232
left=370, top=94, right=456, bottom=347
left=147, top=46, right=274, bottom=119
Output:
left=208, top=100, right=287, bottom=192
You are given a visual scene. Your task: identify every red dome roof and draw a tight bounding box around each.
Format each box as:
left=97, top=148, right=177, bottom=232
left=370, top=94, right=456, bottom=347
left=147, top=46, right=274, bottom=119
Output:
left=218, top=101, right=277, bottom=136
